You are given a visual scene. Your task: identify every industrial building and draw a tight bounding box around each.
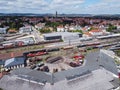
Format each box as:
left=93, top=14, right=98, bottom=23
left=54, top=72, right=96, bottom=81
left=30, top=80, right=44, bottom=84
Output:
left=0, top=27, right=7, bottom=34
left=0, top=50, right=119, bottom=90
left=1, top=56, right=25, bottom=71
left=19, top=26, right=32, bottom=34
left=43, top=32, right=82, bottom=41
left=0, top=60, right=5, bottom=68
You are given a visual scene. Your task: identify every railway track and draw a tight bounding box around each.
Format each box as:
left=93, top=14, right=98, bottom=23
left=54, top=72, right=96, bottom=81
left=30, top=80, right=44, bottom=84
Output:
left=0, top=38, right=120, bottom=60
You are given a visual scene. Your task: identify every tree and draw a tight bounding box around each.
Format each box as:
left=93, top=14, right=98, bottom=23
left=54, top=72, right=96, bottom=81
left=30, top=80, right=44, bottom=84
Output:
left=106, top=24, right=117, bottom=32
left=72, top=30, right=83, bottom=34
left=39, top=29, right=51, bottom=33
left=0, top=88, right=3, bottom=90
left=88, top=27, right=96, bottom=31
left=46, top=22, right=61, bottom=27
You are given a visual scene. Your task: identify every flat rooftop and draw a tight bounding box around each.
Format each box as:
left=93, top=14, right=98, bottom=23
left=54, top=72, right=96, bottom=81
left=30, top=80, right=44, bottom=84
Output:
left=43, top=32, right=80, bottom=37
left=0, top=49, right=119, bottom=90
left=0, top=68, right=117, bottom=90
left=8, top=50, right=118, bottom=83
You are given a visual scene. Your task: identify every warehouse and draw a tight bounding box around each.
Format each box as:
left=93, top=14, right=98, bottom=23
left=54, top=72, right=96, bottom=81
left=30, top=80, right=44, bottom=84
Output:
left=0, top=60, right=5, bottom=68
left=43, top=32, right=82, bottom=41
left=0, top=50, right=119, bottom=90
left=4, top=56, right=25, bottom=70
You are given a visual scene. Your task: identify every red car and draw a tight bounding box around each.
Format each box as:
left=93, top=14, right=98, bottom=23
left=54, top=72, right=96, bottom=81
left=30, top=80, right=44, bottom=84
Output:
left=74, top=55, right=84, bottom=59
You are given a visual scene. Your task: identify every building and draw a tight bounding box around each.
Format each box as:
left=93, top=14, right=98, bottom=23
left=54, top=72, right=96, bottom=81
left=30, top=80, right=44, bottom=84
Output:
left=43, top=32, right=82, bottom=41
left=19, top=26, right=32, bottom=34
left=3, top=56, right=25, bottom=70
left=89, top=29, right=103, bottom=36
left=16, top=37, right=35, bottom=45
left=83, top=32, right=92, bottom=37
left=44, top=34, right=62, bottom=41
left=116, top=25, right=120, bottom=29
left=0, top=60, right=5, bottom=68
left=56, top=11, right=58, bottom=18
left=8, top=29, right=17, bottom=34
left=74, top=25, right=82, bottom=30
left=0, top=49, right=119, bottom=90
left=57, top=26, right=65, bottom=32
left=35, top=23, right=45, bottom=30
left=69, top=25, right=75, bottom=31
left=0, top=37, right=5, bottom=42
left=83, top=29, right=107, bottom=37
left=0, top=27, right=7, bottom=34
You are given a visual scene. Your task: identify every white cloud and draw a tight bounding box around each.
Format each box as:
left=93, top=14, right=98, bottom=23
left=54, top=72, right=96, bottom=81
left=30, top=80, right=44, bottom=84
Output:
left=84, top=0, right=120, bottom=14
left=0, top=0, right=119, bottom=14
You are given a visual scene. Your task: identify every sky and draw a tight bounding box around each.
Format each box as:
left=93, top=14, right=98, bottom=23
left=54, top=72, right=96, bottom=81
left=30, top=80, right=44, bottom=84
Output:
left=0, top=0, right=120, bottom=14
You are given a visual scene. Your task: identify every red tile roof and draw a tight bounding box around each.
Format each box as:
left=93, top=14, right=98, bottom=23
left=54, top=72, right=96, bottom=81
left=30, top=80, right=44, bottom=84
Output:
left=0, top=73, right=3, bottom=79
left=90, top=29, right=102, bottom=33
left=84, top=32, right=92, bottom=36
left=57, top=25, right=64, bottom=28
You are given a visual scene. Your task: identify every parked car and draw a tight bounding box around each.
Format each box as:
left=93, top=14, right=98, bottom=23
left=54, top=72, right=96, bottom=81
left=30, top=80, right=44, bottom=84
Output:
left=37, top=62, right=44, bottom=67
left=69, top=62, right=80, bottom=67
left=30, top=65, right=37, bottom=69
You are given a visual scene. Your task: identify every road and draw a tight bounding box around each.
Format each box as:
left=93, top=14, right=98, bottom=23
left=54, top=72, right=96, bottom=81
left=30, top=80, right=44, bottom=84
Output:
left=32, top=26, right=43, bottom=43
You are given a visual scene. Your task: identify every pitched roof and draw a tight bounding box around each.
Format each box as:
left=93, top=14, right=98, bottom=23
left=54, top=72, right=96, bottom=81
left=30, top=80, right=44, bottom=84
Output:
left=4, top=56, right=25, bottom=68
left=90, top=29, right=102, bottom=33
left=0, top=60, right=5, bottom=65
left=0, top=68, right=116, bottom=90
left=57, top=25, right=64, bottom=28
left=8, top=29, right=17, bottom=33
left=84, top=32, right=92, bottom=36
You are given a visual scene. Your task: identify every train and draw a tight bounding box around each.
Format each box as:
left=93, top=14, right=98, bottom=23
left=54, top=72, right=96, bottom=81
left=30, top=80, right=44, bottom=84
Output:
left=0, top=40, right=61, bottom=50
left=86, top=42, right=101, bottom=46
left=23, top=49, right=47, bottom=58
left=77, top=42, right=101, bottom=48
left=62, top=46, right=74, bottom=50
left=109, top=47, right=120, bottom=51
left=96, top=34, right=120, bottom=40
left=23, top=47, right=60, bottom=58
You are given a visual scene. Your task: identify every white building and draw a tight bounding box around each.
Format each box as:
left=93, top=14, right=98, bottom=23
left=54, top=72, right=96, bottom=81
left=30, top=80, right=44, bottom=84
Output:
left=35, top=23, right=45, bottom=30
left=74, top=25, right=82, bottom=30
left=57, top=26, right=65, bottom=32
left=43, top=32, right=82, bottom=41
left=69, top=26, right=75, bottom=31
left=0, top=28, right=7, bottom=34
left=89, top=30, right=103, bottom=36
left=19, top=26, right=32, bottom=34
left=116, top=25, right=120, bottom=29
left=69, top=25, right=82, bottom=31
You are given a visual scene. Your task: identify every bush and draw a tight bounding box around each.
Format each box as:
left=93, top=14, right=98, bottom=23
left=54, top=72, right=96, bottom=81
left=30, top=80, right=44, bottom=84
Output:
left=39, top=29, right=51, bottom=33
left=72, top=30, right=83, bottom=34
left=106, top=24, right=117, bottom=32
left=0, top=88, right=3, bottom=90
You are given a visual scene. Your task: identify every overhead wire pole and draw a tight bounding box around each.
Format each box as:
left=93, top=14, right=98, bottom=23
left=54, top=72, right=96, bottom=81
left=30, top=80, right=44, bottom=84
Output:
left=69, top=39, right=71, bottom=46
